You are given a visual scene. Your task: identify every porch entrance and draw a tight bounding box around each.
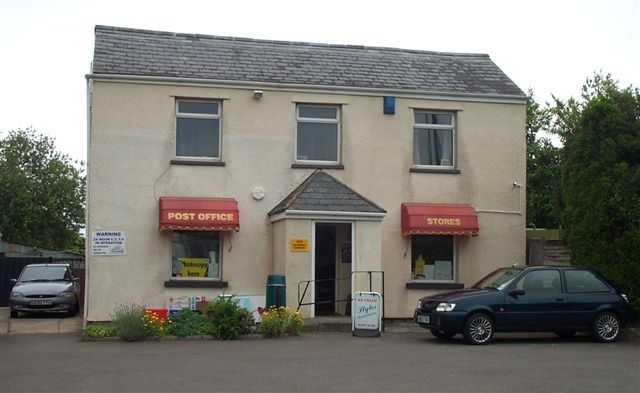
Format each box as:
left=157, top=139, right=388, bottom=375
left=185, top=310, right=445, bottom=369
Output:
left=314, top=223, right=352, bottom=316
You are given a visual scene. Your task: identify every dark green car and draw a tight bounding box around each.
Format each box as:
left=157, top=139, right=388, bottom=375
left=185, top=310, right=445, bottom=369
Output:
left=414, top=265, right=632, bottom=344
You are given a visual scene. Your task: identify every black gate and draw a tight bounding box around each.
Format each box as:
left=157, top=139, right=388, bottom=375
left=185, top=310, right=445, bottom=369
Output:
left=0, top=256, right=85, bottom=307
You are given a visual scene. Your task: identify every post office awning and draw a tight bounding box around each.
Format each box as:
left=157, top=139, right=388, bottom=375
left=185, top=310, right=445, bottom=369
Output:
left=159, top=197, right=239, bottom=231
left=401, top=203, right=479, bottom=236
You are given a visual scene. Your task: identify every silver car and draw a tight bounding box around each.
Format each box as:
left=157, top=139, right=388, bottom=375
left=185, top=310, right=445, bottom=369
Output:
left=9, top=264, right=81, bottom=318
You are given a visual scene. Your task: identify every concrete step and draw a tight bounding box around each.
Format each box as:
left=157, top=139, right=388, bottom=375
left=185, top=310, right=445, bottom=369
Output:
left=303, top=316, right=422, bottom=333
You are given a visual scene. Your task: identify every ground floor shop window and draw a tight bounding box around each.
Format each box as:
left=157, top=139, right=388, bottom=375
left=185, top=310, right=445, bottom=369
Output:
left=411, top=235, right=454, bottom=280
left=171, top=231, right=220, bottom=279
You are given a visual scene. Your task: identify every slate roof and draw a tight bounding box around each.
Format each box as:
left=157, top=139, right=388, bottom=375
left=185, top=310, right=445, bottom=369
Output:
left=268, top=170, right=386, bottom=216
left=92, top=25, right=524, bottom=97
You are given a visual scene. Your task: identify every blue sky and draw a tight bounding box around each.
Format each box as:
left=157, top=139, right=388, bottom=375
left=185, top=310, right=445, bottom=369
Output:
left=0, top=0, right=638, bottom=162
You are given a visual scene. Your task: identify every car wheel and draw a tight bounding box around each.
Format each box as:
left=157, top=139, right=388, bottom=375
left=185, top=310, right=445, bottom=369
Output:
left=463, top=313, right=494, bottom=345
left=430, top=329, right=456, bottom=339
left=591, top=311, right=621, bottom=343
left=555, top=330, right=577, bottom=339
left=10, top=310, right=19, bottom=318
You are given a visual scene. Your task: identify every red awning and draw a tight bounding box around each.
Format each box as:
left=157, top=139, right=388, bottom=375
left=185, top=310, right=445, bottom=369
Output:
left=159, top=197, right=239, bottom=231
left=401, top=203, right=479, bottom=236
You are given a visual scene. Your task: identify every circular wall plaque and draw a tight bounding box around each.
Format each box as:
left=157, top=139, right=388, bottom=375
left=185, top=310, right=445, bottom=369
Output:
left=252, top=186, right=265, bottom=200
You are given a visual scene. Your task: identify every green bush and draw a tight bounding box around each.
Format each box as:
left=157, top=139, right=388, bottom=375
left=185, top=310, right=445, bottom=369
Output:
left=84, top=324, right=118, bottom=339
left=204, top=296, right=254, bottom=340
left=558, top=75, right=640, bottom=309
left=260, top=306, right=304, bottom=337
left=168, top=308, right=205, bottom=337
left=111, top=303, right=147, bottom=341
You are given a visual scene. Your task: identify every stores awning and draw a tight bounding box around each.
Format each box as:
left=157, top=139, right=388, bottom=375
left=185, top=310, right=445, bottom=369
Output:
left=401, top=203, right=478, bottom=236
left=159, top=197, right=239, bottom=231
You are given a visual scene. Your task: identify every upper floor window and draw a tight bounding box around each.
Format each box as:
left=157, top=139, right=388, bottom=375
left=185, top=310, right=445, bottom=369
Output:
left=175, top=100, right=221, bottom=159
left=296, top=104, right=340, bottom=163
left=413, top=111, right=455, bottom=168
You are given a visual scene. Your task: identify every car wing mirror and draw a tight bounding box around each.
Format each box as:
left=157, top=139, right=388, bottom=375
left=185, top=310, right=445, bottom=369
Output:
left=73, top=277, right=81, bottom=283
left=10, top=278, right=17, bottom=284
left=509, top=289, right=525, bottom=298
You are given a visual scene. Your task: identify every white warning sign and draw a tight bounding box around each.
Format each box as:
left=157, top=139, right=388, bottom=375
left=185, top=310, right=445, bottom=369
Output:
left=91, top=231, right=126, bottom=256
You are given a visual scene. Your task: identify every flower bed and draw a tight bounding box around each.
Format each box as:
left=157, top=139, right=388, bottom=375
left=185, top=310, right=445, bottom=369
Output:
left=85, top=297, right=269, bottom=341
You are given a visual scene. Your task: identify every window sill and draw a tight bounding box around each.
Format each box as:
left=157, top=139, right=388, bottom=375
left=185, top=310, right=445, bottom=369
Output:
left=164, top=280, right=229, bottom=288
left=291, top=163, right=344, bottom=170
left=171, top=159, right=225, bottom=166
left=410, top=167, right=461, bottom=174
left=406, top=282, right=464, bottom=290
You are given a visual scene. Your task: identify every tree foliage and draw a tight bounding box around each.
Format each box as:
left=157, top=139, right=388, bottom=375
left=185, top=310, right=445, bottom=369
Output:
left=0, top=128, right=85, bottom=252
left=558, top=74, right=640, bottom=308
left=526, top=90, right=561, bottom=228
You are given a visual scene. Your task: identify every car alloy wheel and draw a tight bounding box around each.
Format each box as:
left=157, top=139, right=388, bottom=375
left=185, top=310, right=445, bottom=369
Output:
left=592, top=312, right=621, bottom=343
left=464, top=313, right=494, bottom=345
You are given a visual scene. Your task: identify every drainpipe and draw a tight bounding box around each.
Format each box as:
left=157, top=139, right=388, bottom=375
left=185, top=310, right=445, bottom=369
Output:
left=82, top=74, right=93, bottom=330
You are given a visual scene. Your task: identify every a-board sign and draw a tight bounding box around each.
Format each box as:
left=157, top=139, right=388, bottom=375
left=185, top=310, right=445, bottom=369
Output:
left=91, top=231, right=126, bottom=256
left=352, top=291, right=382, bottom=337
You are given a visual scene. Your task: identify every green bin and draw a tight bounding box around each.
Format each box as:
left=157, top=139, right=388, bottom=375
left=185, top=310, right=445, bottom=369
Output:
left=266, top=274, right=286, bottom=309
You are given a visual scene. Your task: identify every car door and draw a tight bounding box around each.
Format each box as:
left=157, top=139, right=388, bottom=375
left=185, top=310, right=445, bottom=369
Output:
left=504, top=269, right=566, bottom=331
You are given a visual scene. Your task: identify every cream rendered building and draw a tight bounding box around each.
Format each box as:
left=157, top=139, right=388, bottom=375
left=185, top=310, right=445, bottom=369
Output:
left=85, top=26, right=527, bottom=322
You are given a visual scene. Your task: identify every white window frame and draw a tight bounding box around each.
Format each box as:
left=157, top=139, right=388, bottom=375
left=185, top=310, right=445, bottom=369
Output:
left=410, top=235, right=457, bottom=283
left=175, top=99, right=222, bottom=160
left=295, top=104, right=341, bottom=164
left=412, top=110, right=456, bottom=169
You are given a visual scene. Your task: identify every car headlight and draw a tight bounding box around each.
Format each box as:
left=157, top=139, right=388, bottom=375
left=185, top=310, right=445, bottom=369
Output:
left=58, top=291, right=75, bottom=298
left=417, top=300, right=423, bottom=308
left=10, top=292, right=23, bottom=299
left=436, top=303, right=456, bottom=312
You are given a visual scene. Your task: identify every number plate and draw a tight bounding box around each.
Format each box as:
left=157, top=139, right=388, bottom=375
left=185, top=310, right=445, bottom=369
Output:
left=30, top=299, right=53, bottom=306
left=417, top=315, right=430, bottom=324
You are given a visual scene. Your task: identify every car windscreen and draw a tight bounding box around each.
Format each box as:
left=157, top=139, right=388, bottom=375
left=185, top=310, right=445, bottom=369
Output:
left=19, top=266, right=68, bottom=282
left=473, top=268, right=523, bottom=290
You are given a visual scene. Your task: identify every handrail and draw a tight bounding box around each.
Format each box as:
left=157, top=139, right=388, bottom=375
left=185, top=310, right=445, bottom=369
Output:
left=297, top=270, right=385, bottom=324
left=297, top=276, right=352, bottom=311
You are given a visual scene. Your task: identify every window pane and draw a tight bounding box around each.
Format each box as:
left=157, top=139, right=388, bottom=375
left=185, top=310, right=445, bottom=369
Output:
left=565, top=270, right=610, bottom=293
left=297, top=122, right=338, bottom=161
left=413, top=128, right=453, bottom=166
left=178, top=101, right=219, bottom=115
left=172, top=232, right=220, bottom=279
left=176, top=118, right=220, bottom=157
left=414, top=112, right=452, bottom=125
left=299, top=106, right=337, bottom=119
left=411, top=235, right=453, bottom=280
left=514, top=270, right=561, bottom=295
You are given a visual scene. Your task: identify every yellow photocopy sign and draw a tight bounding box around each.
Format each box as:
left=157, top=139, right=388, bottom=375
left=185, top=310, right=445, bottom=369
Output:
left=289, top=238, right=309, bottom=252
left=178, top=258, right=209, bottom=277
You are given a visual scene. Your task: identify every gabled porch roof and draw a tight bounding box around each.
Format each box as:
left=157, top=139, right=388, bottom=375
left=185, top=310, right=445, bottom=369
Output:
left=268, top=170, right=386, bottom=220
